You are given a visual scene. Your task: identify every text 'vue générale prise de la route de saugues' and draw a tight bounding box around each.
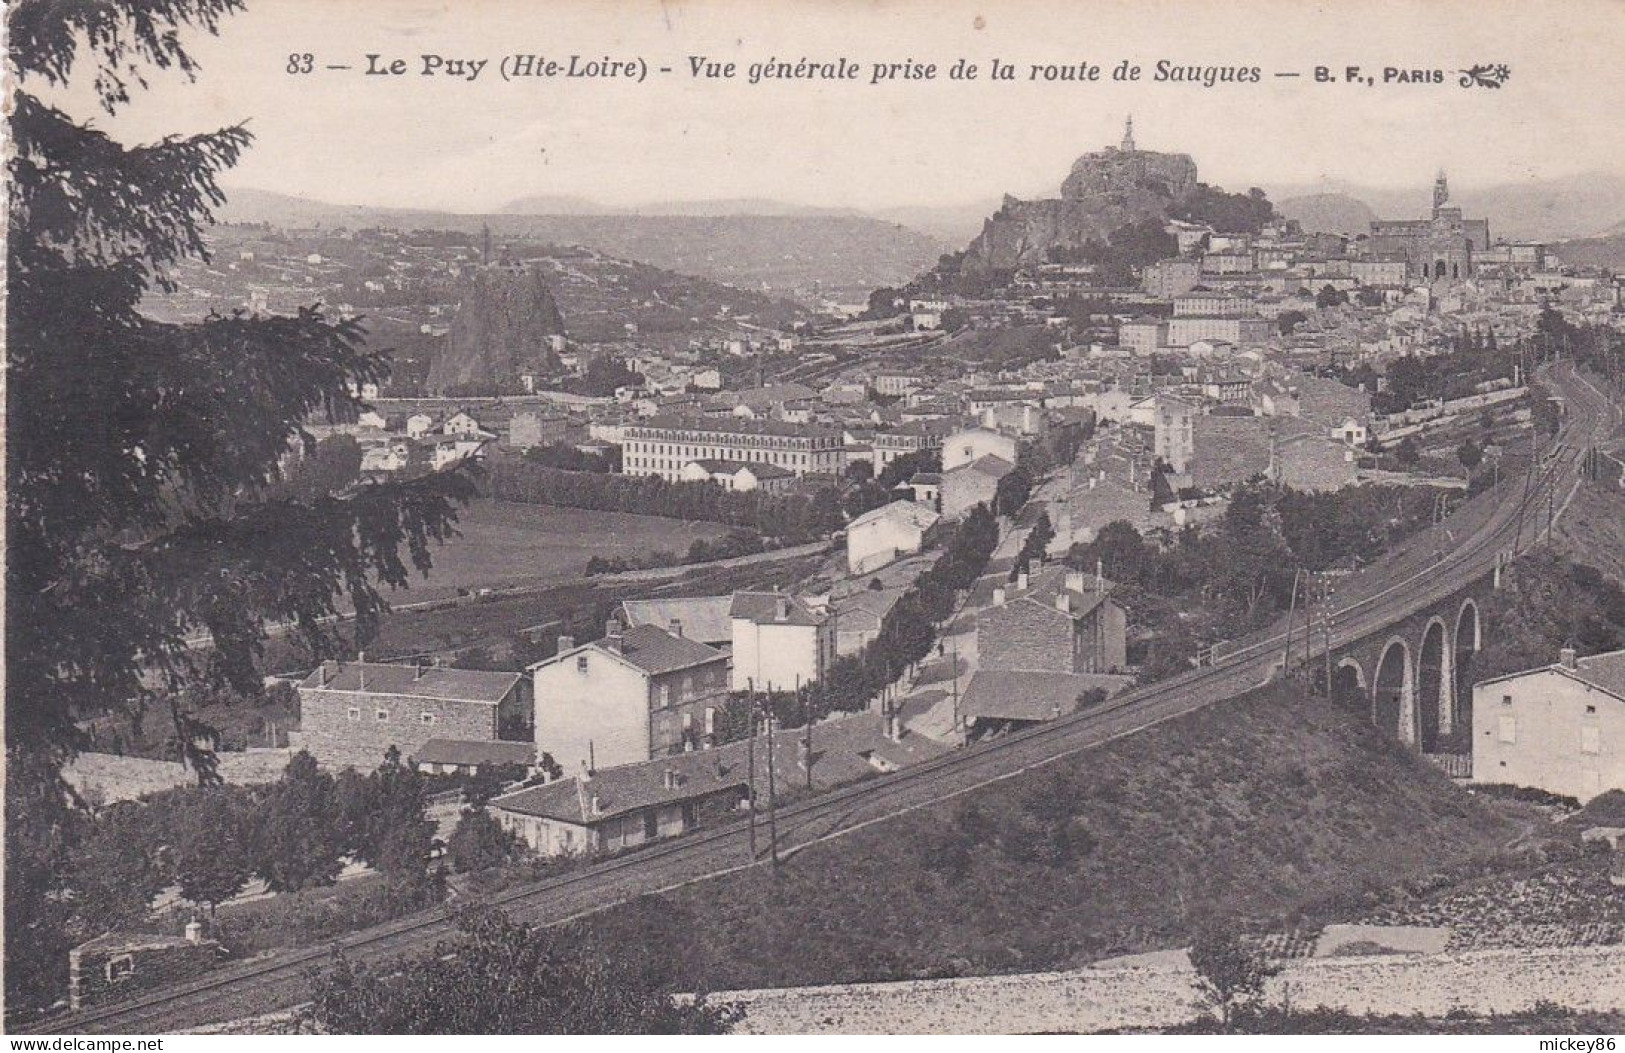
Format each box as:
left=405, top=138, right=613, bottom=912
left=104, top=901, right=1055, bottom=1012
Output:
left=285, top=52, right=1507, bottom=90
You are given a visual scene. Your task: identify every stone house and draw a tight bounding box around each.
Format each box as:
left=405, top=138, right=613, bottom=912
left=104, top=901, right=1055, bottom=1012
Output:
left=978, top=565, right=1128, bottom=675
left=833, top=588, right=904, bottom=656
left=846, top=499, right=941, bottom=575
left=69, top=925, right=225, bottom=1011
left=292, top=661, right=530, bottom=772
left=1472, top=647, right=1624, bottom=803
left=730, top=591, right=837, bottom=692
left=531, top=620, right=730, bottom=774
left=941, top=454, right=1014, bottom=519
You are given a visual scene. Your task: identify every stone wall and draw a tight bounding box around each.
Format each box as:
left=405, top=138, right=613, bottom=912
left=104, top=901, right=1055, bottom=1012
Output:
left=720, top=945, right=1625, bottom=1034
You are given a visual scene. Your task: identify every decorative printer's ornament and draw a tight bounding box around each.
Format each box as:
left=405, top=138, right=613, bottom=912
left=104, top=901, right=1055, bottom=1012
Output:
left=1458, top=64, right=1511, bottom=89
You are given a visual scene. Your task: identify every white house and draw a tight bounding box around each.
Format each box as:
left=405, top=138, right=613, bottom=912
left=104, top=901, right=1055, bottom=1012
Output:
left=846, top=500, right=940, bottom=575
left=406, top=413, right=435, bottom=439
left=1472, top=646, right=1625, bottom=803
left=730, top=591, right=836, bottom=692
left=942, top=425, right=1019, bottom=473
left=530, top=621, right=731, bottom=774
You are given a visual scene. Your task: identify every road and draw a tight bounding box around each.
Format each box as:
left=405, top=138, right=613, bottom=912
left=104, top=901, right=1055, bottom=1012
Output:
left=32, top=364, right=1615, bottom=1035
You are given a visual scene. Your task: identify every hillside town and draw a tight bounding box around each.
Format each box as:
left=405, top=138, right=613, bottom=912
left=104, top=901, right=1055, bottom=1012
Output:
left=9, top=0, right=1625, bottom=1033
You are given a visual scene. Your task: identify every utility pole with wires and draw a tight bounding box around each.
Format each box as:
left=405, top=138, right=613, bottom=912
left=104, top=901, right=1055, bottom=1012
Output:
left=746, top=678, right=758, bottom=861
left=764, top=691, right=780, bottom=868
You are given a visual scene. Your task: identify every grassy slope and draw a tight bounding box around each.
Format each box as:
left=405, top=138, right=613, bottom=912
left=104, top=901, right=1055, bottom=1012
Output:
left=585, top=685, right=1525, bottom=991
left=407, top=500, right=732, bottom=601
left=1553, top=483, right=1625, bottom=584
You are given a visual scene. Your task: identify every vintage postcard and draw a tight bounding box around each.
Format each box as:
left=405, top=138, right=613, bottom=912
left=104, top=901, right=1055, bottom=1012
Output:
left=4, top=0, right=1624, bottom=1039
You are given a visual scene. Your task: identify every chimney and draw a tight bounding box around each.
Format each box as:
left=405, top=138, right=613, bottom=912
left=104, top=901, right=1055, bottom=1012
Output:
left=184, top=920, right=204, bottom=945
left=1096, top=559, right=1105, bottom=593
left=993, top=586, right=1006, bottom=606
left=557, top=633, right=575, bottom=653
left=1055, top=591, right=1071, bottom=614
left=663, top=768, right=682, bottom=790
left=1017, top=570, right=1029, bottom=592
left=319, top=659, right=337, bottom=687
left=1560, top=646, right=1578, bottom=669
left=1066, top=570, right=1086, bottom=595
left=669, top=618, right=683, bottom=639
left=775, top=595, right=790, bottom=622
left=358, top=652, right=366, bottom=693
left=604, top=616, right=622, bottom=653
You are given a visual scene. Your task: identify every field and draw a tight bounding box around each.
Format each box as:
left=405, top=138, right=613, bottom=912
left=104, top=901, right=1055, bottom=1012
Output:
left=579, top=684, right=1533, bottom=992
left=391, top=500, right=733, bottom=603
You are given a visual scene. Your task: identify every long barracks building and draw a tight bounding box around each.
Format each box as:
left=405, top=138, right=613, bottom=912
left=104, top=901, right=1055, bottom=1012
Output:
left=621, top=414, right=845, bottom=481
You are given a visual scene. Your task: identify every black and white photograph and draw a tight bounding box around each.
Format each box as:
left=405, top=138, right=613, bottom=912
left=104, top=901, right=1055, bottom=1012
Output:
left=4, top=0, right=1625, bottom=1038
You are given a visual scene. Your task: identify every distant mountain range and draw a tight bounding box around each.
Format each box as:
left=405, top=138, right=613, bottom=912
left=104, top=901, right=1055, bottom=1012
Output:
left=215, top=188, right=947, bottom=300
left=1274, top=194, right=1378, bottom=237
left=1268, top=172, right=1625, bottom=241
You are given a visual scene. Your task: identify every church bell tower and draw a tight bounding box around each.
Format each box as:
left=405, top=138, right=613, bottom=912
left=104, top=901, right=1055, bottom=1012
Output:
left=1120, top=115, right=1136, bottom=152
left=1433, top=170, right=1450, bottom=212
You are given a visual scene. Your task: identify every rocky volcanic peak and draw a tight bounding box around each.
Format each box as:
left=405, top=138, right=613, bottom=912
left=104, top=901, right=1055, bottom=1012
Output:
left=429, top=264, right=567, bottom=392
left=963, top=137, right=1201, bottom=272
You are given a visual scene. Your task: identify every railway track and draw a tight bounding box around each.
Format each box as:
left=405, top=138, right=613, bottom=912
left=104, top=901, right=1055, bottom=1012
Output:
left=29, top=364, right=1612, bottom=1035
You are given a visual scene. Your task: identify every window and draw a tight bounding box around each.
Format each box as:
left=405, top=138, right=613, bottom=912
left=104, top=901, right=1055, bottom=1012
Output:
left=576, top=655, right=589, bottom=673
left=1502, top=694, right=1513, bottom=706
left=106, top=954, right=134, bottom=983
left=376, top=708, right=389, bottom=722
left=348, top=707, right=360, bottom=721
left=705, top=707, right=716, bottom=736
left=1498, top=715, right=1517, bottom=744
left=421, top=712, right=436, bottom=726
left=1586, top=704, right=1597, bottom=714
left=1582, top=726, right=1601, bottom=755
left=658, top=683, right=671, bottom=708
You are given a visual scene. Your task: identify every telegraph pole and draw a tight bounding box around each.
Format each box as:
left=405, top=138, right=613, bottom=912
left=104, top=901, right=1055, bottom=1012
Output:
left=764, top=689, right=781, bottom=868
left=746, top=678, right=758, bottom=860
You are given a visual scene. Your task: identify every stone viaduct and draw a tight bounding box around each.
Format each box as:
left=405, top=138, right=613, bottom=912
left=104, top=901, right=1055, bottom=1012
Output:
left=1291, top=557, right=1513, bottom=757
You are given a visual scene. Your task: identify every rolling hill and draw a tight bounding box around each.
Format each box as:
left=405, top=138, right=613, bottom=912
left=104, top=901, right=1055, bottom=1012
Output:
left=578, top=683, right=1526, bottom=993
left=216, top=188, right=946, bottom=300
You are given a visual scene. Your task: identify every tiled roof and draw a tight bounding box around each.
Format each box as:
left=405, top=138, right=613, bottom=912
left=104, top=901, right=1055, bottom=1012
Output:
left=491, top=748, right=750, bottom=825
left=412, top=738, right=536, bottom=768
left=620, top=596, right=734, bottom=646
left=1575, top=650, right=1625, bottom=698
left=299, top=662, right=520, bottom=704
left=612, top=624, right=728, bottom=676
left=730, top=590, right=826, bottom=627
left=848, top=499, right=941, bottom=533
left=962, top=670, right=1132, bottom=723
left=632, top=413, right=836, bottom=439
left=947, top=453, right=1015, bottom=480
left=492, top=711, right=948, bottom=825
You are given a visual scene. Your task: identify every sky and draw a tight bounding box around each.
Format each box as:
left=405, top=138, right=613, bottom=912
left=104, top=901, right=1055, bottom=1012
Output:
left=33, top=0, right=1625, bottom=214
